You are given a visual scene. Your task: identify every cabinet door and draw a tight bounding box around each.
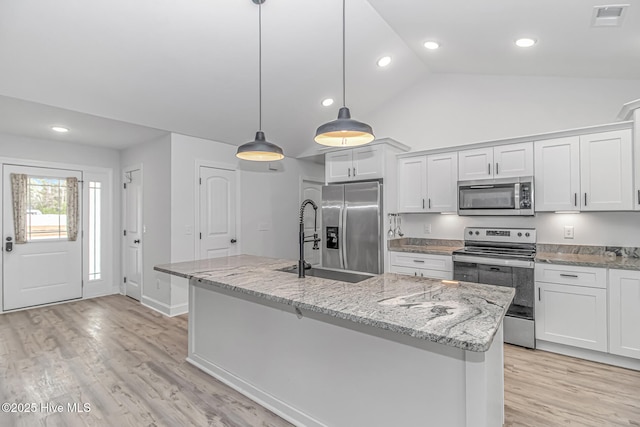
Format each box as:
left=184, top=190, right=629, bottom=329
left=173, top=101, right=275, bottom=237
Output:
left=534, top=137, right=580, bottom=211
left=609, top=269, right=640, bottom=359
left=397, top=157, right=426, bottom=212
left=535, top=282, right=607, bottom=352
left=352, top=145, right=383, bottom=180
left=493, top=142, right=533, bottom=178
left=426, top=152, right=458, bottom=213
left=580, top=129, right=633, bottom=211
left=458, top=147, right=493, bottom=181
left=325, top=150, right=353, bottom=182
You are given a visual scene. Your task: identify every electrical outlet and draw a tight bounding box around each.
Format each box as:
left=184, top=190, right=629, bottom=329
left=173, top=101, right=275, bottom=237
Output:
left=424, top=223, right=432, bottom=234
left=564, top=225, right=574, bottom=239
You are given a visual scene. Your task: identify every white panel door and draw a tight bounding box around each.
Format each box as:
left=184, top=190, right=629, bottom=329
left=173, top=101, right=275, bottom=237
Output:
left=493, top=142, right=533, bottom=178
left=301, top=181, right=322, bottom=267
left=609, top=269, right=640, bottom=359
left=426, top=152, right=458, bottom=212
left=534, top=137, right=580, bottom=211
left=199, top=167, right=237, bottom=259
left=458, top=147, right=493, bottom=180
left=124, top=169, right=142, bottom=301
left=351, top=145, right=383, bottom=180
left=535, top=282, right=608, bottom=352
left=397, top=156, right=426, bottom=212
left=325, top=150, right=353, bottom=182
left=2, top=165, right=82, bottom=311
left=580, top=130, right=633, bottom=211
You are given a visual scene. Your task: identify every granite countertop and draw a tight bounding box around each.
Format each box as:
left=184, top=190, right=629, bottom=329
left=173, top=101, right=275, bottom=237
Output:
left=388, top=238, right=463, bottom=256
left=155, top=255, right=514, bottom=352
left=536, top=244, right=640, bottom=271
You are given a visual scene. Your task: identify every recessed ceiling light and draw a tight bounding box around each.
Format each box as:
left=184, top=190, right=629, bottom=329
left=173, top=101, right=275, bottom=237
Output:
left=51, top=126, right=69, bottom=133
left=423, top=41, right=440, bottom=50
left=515, top=38, right=536, bottom=48
left=321, top=98, right=334, bottom=107
left=377, top=56, right=392, bottom=67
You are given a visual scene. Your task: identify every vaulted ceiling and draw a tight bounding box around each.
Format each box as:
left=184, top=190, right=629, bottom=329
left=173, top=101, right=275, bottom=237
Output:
left=0, top=0, right=638, bottom=157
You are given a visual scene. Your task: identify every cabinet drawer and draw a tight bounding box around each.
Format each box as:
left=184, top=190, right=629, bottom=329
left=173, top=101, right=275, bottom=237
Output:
left=390, top=252, right=452, bottom=272
left=389, top=265, right=452, bottom=280
left=535, top=263, right=606, bottom=289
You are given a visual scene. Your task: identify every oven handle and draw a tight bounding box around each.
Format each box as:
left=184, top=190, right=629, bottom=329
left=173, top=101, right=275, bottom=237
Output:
left=452, top=254, right=534, bottom=269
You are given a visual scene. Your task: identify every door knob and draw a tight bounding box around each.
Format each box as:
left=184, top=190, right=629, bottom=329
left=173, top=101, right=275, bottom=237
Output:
left=5, top=237, right=13, bottom=253
left=134, top=239, right=140, bottom=244
left=230, top=238, right=237, bottom=243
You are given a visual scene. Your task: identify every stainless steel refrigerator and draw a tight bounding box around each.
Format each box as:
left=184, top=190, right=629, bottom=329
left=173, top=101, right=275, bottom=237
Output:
left=322, top=181, right=383, bottom=274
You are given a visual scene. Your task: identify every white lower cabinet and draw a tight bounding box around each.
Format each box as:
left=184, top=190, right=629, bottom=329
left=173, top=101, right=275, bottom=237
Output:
left=609, top=269, right=640, bottom=359
left=389, top=252, right=453, bottom=279
left=535, top=264, right=608, bottom=352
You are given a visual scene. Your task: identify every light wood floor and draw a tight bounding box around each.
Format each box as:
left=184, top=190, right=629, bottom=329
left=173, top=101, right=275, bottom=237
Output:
left=0, top=295, right=638, bottom=427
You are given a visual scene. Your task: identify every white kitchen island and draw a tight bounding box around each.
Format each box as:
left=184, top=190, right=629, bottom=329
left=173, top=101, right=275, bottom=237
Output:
left=155, top=255, right=514, bottom=427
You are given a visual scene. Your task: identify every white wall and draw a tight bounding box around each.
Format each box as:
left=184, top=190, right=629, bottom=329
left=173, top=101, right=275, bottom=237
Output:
left=240, top=158, right=324, bottom=260
left=120, top=134, right=172, bottom=309
left=0, top=133, right=121, bottom=297
left=398, top=212, right=640, bottom=247
left=366, top=74, right=640, bottom=152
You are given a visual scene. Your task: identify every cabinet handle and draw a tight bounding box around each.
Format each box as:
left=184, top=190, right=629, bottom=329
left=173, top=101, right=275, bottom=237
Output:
left=422, top=199, right=425, bottom=209
left=413, top=259, right=425, bottom=263
left=495, top=162, right=499, bottom=175
left=538, top=287, right=541, bottom=301
left=421, top=273, right=424, bottom=277
left=560, top=273, right=578, bottom=278
left=584, top=193, right=587, bottom=206
left=637, top=190, right=640, bottom=205
left=348, top=168, right=351, bottom=177
left=428, top=198, right=431, bottom=209
left=574, top=193, right=577, bottom=207
left=353, top=168, right=356, bottom=176
left=414, top=272, right=417, bottom=276
left=488, top=163, right=491, bottom=175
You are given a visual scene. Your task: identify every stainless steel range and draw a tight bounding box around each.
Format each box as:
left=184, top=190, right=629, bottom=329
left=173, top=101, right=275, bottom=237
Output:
left=452, top=227, right=536, bottom=349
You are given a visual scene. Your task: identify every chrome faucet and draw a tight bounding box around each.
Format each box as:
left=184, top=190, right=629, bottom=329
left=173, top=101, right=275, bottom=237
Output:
left=299, top=199, right=321, bottom=278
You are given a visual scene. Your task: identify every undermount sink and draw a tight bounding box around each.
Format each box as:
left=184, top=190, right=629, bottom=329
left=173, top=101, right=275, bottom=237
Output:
left=278, top=265, right=374, bottom=283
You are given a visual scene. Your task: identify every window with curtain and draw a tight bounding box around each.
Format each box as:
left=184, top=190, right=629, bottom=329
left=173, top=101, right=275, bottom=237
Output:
left=10, top=174, right=79, bottom=242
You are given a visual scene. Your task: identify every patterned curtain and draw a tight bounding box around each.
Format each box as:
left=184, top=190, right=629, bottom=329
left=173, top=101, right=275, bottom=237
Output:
left=66, top=177, right=79, bottom=241
left=10, top=173, right=28, bottom=244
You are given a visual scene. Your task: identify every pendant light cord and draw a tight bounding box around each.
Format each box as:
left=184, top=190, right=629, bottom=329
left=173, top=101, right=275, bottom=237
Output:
left=342, top=0, right=346, bottom=108
left=258, top=1, right=263, bottom=131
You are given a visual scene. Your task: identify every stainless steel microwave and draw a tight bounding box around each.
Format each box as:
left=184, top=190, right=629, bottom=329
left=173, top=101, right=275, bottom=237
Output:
left=457, top=176, right=534, bottom=216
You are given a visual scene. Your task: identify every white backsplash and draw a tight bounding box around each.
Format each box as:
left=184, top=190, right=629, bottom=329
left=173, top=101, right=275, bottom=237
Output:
left=398, top=211, right=640, bottom=246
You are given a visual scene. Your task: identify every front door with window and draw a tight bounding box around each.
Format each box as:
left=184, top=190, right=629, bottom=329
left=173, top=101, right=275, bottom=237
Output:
left=2, top=165, right=83, bottom=311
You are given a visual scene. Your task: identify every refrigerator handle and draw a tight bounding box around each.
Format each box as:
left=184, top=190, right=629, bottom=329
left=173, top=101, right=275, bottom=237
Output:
left=339, top=206, right=346, bottom=269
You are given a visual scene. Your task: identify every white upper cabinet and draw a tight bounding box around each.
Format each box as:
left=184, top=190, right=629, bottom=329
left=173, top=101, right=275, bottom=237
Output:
left=534, top=136, right=580, bottom=212
left=634, top=110, right=640, bottom=211
left=493, top=143, right=534, bottom=178
left=580, top=129, right=633, bottom=211
left=458, top=147, right=493, bottom=180
left=458, top=142, right=533, bottom=181
left=426, top=152, right=458, bottom=213
left=325, top=145, right=383, bottom=183
left=397, top=156, right=427, bottom=212
left=397, top=152, right=457, bottom=213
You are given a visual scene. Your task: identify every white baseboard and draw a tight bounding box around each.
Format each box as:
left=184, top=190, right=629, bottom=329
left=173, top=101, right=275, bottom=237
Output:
left=536, top=340, right=640, bottom=371
left=142, top=296, right=188, bottom=317
left=187, top=355, right=324, bottom=427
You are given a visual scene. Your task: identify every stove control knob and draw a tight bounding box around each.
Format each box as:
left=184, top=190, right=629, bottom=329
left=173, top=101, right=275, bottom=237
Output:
left=475, top=231, right=480, bottom=235
left=525, top=232, right=530, bottom=237
left=468, top=231, right=473, bottom=235
left=517, top=232, right=522, bottom=237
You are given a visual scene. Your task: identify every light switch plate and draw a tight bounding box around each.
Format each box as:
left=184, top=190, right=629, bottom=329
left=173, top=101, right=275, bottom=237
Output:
left=424, top=223, right=432, bottom=234
left=564, top=225, right=574, bottom=239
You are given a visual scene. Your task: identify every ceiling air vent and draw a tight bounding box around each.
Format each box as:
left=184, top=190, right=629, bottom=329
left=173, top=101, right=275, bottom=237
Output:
left=591, top=4, right=629, bottom=27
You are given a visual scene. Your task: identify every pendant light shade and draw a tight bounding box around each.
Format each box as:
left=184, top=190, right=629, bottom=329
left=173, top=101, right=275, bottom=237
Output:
left=236, top=131, right=284, bottom=161
left=314, top=107, right=374, bottom=146
left=236, top=0, right=284, bottom=162
left=314, top=0, right=374, bottom=147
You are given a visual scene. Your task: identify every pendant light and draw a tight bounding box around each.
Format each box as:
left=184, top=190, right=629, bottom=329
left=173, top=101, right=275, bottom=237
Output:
left=236, top=0, right=284, bottom=161
left=314, top=0, right=374, bottom=147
